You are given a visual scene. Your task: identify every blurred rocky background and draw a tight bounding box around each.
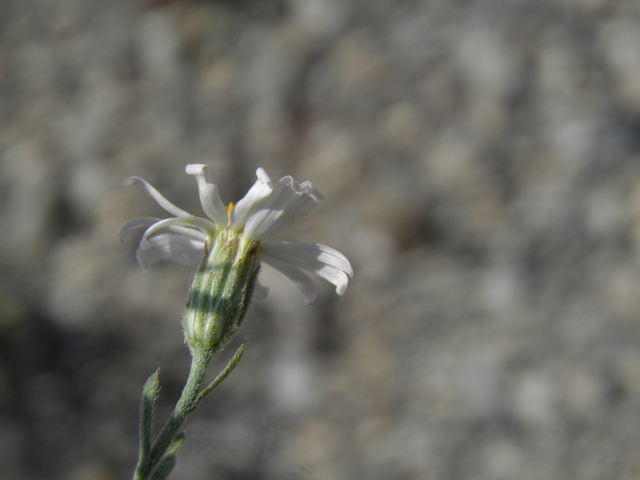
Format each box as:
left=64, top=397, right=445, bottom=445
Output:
left=2, top=0, right=640, bottom=479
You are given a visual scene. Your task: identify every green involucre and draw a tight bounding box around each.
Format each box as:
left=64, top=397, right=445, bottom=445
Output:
left=183, top=233, right=259, bottom=355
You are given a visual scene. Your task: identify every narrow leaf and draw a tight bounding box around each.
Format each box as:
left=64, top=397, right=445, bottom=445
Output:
left=150, top=454, right=177, bottom=480
left=195, top=343, right=245, bottom=407
left=138, top=369, right=160, bottom=476
left=167, top=432, right=186, bottom=456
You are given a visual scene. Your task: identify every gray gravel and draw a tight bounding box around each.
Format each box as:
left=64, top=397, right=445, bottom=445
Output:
left=2, top=0, right=640, bottom=479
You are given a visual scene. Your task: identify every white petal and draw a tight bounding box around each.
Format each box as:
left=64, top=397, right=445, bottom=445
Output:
left=243, top=176, right=324, bottom=240
left=229, top=168, right=274, bottom=232
left=123, top=176, right=193, bottom=218
left=135, top=234, right=205, bottom=271
left=185, top=164, right=229, bottom=226
left=261, top=256, right=319, bottom=305
left=135, top=247, right=160, bottom=272
left=256, top=167, right=272, bottom=186
left=119, top=217, right=160, bottom=242
left=253, top=280, right=270, bottom=300
left=140, top=217, right=215, bottom=249
left=121, top=217, right=209, bottom=245
left=261, top=241, right=352, bottom=294
left=159, top=224, right=209, bottom=242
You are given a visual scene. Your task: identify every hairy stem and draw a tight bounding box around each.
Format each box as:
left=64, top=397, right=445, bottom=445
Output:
left=133, top=349, right=212, bottom=480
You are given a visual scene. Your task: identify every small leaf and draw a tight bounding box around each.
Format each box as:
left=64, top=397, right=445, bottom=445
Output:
left=195, top=343, right=245, bottom=408
left=167, top=432, right=186, bottom=456
left=150, top=454, right=176, bottom=480
left=138, top=369, right=160, bottom=476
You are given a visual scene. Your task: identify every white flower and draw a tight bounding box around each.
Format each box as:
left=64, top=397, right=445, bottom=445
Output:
left=120, top=165, right=353, bottom=304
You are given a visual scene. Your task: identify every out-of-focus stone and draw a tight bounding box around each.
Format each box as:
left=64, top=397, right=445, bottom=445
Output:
left=381, top=102, right=424, bottom=155
left=0, top=139, right=54, bottom=265
left=455, top=25, right=522, bottom=101
left=511, top=370, right=558, bottom=427
left=294, top=419, right=347, bottom=478
left=299, top=121, right=361, bottom=196
left=138, top=10, right=181, bottom=85
left=605, top=266, right=640, bottom=323
left=67, top=159, right=111, bottom=222
left=334, top=33, right=387, bottom=96
left=197, top=59, right=239, bottom=105
left=58, top=70, right=125, bottom=160
left=537, top=45, right=587, bottom=100
left=467, top=96, right=507, bottom=143
left=585, top=188, right=627, bottom=240
left=246, top=100, right=292, bottom=160
left=482, top=258, right=525, bottom=319
left=542, top=105, right=600, bottom=171
left=615, top=349, right=640, bottom=397
left=268, top=352, right=317, bottom=413
left=560, top=366, right=605, bottom=419
left=345, top=224, right=395, bottom=281
left=46, top=236, right=111, bottom=328
left=561, top=0, right=611, bottom=14
left=16, top=42, right=56, bottom=94
left=422, top=125, right=477, bottom=189
left=287, top=0, right=347, bottom=45
left=600, top=17, right=640, bottom=111
left=484, top=440, right=524, bottom=480
left=68, top=463, right=117, bottom=480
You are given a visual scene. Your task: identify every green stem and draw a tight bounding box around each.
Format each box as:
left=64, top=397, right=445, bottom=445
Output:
left=133, top=348, right=212, bottom=480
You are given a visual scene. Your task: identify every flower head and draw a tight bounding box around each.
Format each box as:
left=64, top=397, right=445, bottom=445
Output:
left=120, top=165, right=353, bottom=306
